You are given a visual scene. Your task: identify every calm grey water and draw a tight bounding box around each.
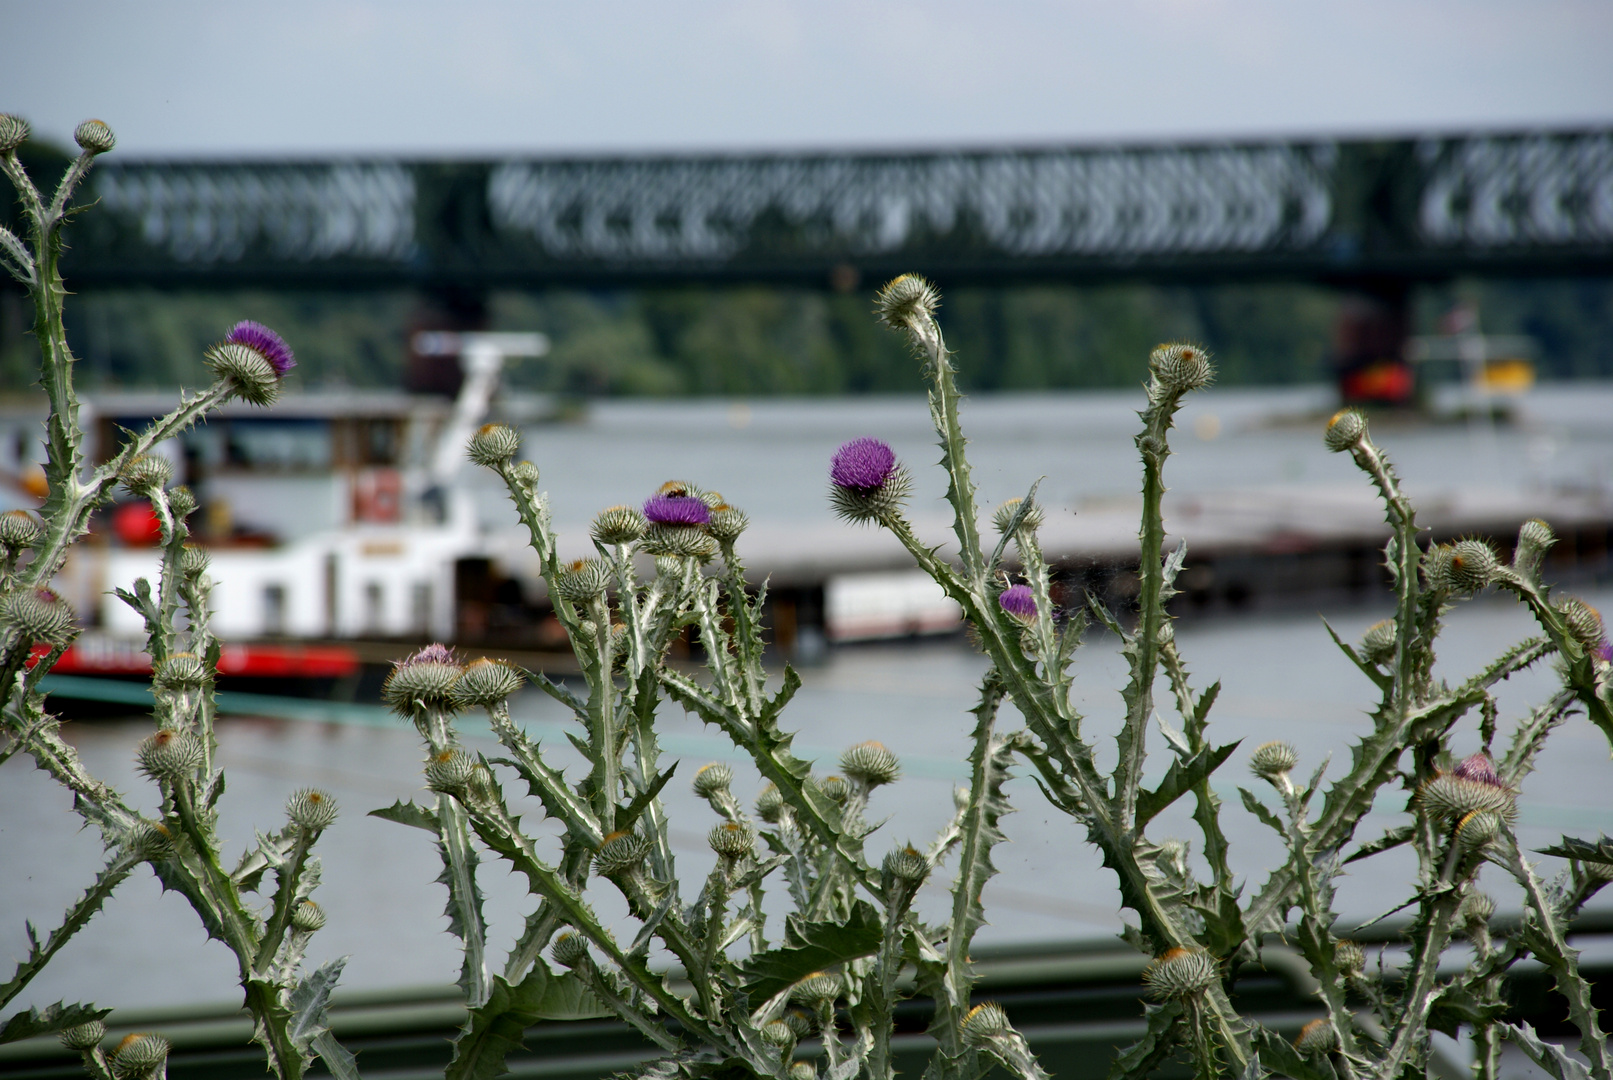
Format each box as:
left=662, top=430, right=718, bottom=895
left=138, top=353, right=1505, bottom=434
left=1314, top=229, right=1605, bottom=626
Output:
left=4, top=384, right=1613, bottom=1012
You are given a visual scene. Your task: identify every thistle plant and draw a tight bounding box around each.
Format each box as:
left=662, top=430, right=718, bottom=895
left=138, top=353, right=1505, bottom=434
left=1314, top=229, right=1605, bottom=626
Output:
left=0, top=117, right=355, bottom=1080
left=6, top=108, right=1613, bottom=1080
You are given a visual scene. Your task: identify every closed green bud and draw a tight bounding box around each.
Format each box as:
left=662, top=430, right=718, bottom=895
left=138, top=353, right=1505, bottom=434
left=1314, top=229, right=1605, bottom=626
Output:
left=551, top=931, right=589, bottom=968
left=840, top=740, right=900, bottom=787
left=882, top=844, right=928, bottom=885
left=136, top=729, right=204, bottom=780
left=0, top=510, right=42, bottom=550
left=154, top=652, right=209, bottom=689
left=59, top=1020, right=106, bottom=1051
left=707, top=504, right=749, bottom=544
left=467, top=423, right=520, bottom=467
left=509, top=461, right=540, bottom=489
left=0, top=114, right=30, bottom=153
left=1459, top=891, right=1496, bottom=932
left=1559, top=598, right=1607, bottom=653
left=1334, top=940, right=1364, bottom=976
left=1249, top=741, right=1299, bottom=782
left=692, top=762, right=733, bottom=797
left=383, top=644, right=463, bottom=713
left=960, top=1002, right=1011, bottom=1044
left=1514, top=518, right=1555, bottom=578
left=1455, top=809, right=1502, bottom=850
left=756, top=784, right=785, bottom=823
left=993, top=497, right=1044, bottom=535
left=125, top=820, right=175, bottom=861
left=1148, top=343, right=1214, bottom=396
left=290, top=900, right=326, bottom=933
left=1142, top=947, right=1218, bottom=1000
left=782, top=1009, right=814, bottom=1039
left=109, top=1033, right=169, bottom=1078
left=1446, top=539, right=1500, bottom=592
left=180, top=545, right=210, bottom=577
left=708, top=820, right=754, bottom=858
left=424, top=750, right=478, bottom=796
left=1419, top=772, right=1516, bottom=823
left=790, top=971, right=841, bottom=1007
left=119, top=455, right=173, bottom=494
left=555, top=558, right=611, bottom=602
left=1359, top=619, right=1396, bottom=664
left=591, top=505, right=648, bottom=545
left=816, top=775, right=850, bottom=805
left=1, top=587, right=76, bottom=644
left=287, top=788, right=338, bottom=831
left=1294, top=1018, right=1337, bottom=1055
left=452, top=658, right=524, bottom=708
left=168, top=486, right=197, bottom=519
left=761, top=1019, right=795, bottom=1050
left=594, top=830, right=651, bottom=877
left=1323, top=409, right=1367, bottom=452
left=789, top=1064, right=817, bottom=1080
left=73, top=119, right=116, bottom=155
left=875, top=274, right=940, bottom=331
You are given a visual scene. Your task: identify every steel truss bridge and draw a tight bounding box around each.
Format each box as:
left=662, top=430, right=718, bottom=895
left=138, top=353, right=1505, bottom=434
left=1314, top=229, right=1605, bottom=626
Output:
left=30, top=129, right=1613, bottom=290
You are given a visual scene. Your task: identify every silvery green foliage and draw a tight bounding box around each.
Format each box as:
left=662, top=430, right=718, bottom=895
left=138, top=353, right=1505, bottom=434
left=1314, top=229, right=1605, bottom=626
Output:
left=0, top=123, right=353, bottom=1080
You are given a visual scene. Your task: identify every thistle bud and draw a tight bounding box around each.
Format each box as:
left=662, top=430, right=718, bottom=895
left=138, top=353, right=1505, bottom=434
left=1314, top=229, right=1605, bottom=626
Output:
left=594, top=830, right=651, bottom=877
left=168, top=485, right=197, bottom=519
left=59, top=1020, right=106, bottom=1051
left=782, top=1009, right=815, bottom=1039
left=756, top=784, right=785, bottom=823
left=1141, top=946, right=1218, bottom=1000
left=708, top=820, right=754, bottom=859
left=108, top=1033, right=169, bottom=1078
left=1514, top=518, right=1555, bottom=578
left=555, top=558, right=611, bottom=602
left=1359, top=620, right=1397, bottom=665
left=789, top=1064, right=817, bottom=1080
left=840, top=740, right=900, bottom=788
left=1249, top=741, right=1299, bottom=783
left=1323, top=409, right=1367, bottom=453
left=1419, top=760, right=1516, bottom=823
left=136, top=729, right=204, bottom=780
left=1148, top=343, right=1214, bottom=396
left=1558, top=598, right=1607, bottom=653
left=467, top=423, right=520, bottom=468
left=424, top=749, right=478, bottom=796
left=1334, top=940, right=1364, bottom=977
left=882, top=844, right=928, bottom=885
left=0, top=510, right=42, bottom=551
left=0, top=587, right=75, bottom=644
left=125, top=820, right=175, bottom=861
left=692, top=762, right=733, bottom=797
left=286, top=788, right=338, bottom=832
left=829, top=438, right=911, bottom=525
left=0, top=114, right=30, bottom=153
left=1446, top=539, right=1500, bottom=592
left=997, top=584, right=1037, bottom=623
left=452, top=658, right=524, bottom=709
left=707, top=504, right=749, bottom=544
left=816, top=775, right=850, bottom=805
left=509, top=461, right=540, bottom=489
left=761, top=1019, right=795, bottom=1050
left=875, top=274, right=940, bottom=331
left=960, top=1002, right=1012, bottom=1044
left=992, top=497, right=1044, bottom=536
left=154, top=652, right=209, bottom=689
left=1454, top=809, right=1502, bottom=851
left=383, top=644, right=463, bottom=714
left=551, top=931, right=589, bottom=968
left=592, top=505, right=648, bottom=545
left=1459, top=891, right=1496, bottom=933
left=790, top=971, right=841, bottom=1007
left=73, top=119, right=116, bottom=155
left=1294, top=1018, right=1337, bottom=1056
left=641, top=524, right=718, bottom=561
left=290, top=900, right=326, bottom=933
left=119, top=456, right=173, bottom=495
left=180, top=545, right=210, bottom=578
left=1422, top=544, right=1455, bottom=592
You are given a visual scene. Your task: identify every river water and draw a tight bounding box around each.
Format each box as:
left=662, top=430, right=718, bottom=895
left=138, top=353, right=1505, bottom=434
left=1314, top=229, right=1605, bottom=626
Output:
left=3, top=384, right=1613, bottom=1012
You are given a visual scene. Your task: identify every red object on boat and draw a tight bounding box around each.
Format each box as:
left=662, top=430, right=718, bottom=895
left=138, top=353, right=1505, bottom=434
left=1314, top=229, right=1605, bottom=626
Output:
left=112, top=501, right=163, bottom=546
left=32, top=640, right=361, bottom=678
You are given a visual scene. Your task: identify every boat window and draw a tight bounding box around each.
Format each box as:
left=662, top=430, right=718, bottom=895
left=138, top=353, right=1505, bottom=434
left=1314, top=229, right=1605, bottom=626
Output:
left=262, top=584, right=287, bottom=636
left=225, top=419, right=332, bottom=472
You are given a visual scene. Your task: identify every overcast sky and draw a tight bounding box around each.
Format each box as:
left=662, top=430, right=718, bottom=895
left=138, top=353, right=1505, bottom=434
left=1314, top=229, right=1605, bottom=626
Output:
left=3, top=1, right=1612, bottom=158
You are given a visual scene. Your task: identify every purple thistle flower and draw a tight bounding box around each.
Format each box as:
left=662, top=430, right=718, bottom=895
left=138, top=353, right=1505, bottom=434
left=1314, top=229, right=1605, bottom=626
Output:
left=998, top=584, right=1037, bottom=620
left=644, top=492, right=711, bottom=526
left=831, top=438, right=897, bottom=491
left=400, top=643, right=457, bottom=668
left=1453, top=752, right=1503, bottom=788
left=226, top=320, right=296, bottom=377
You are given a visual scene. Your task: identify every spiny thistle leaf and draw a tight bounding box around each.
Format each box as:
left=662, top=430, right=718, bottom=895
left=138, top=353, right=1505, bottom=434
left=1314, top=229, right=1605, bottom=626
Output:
left=0, top=1002, right=110, bottom=1045
left=737, top=902, right=882, bottom=1002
